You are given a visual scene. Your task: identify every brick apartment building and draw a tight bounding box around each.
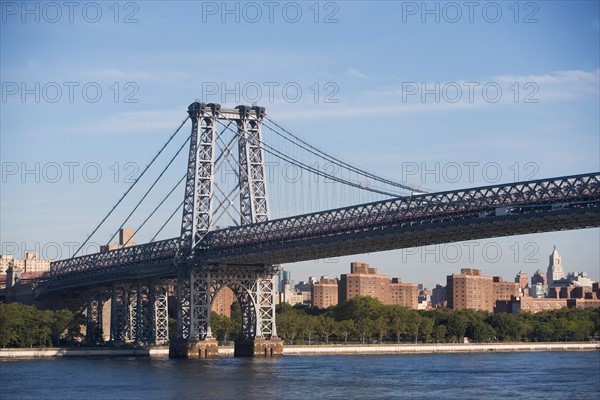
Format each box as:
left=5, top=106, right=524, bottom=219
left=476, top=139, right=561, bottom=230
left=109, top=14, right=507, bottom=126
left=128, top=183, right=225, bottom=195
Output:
left=312, top=277, right=339, bottom=309
left=337, top=262, right=419, bottom=309
left=446, top=268, right=520, bottom=312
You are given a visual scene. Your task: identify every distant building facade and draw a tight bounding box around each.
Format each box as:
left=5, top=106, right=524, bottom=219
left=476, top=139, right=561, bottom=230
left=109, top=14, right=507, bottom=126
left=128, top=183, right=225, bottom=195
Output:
left=337, top=262, right=419, bottom=309
left=390, top=278, right=419, bottom=309
left=0, top=252, right=51, bottom=275
left=446, top=268, right=494, bottom=312
left=338, top=262, right=389, bottom=304
left=431, top=284, right=447, bottom=307
left=492, top=276, right=520, bottom=302
left=212, top=286, right=236, bottom=317
left=312, top=276, right=338, bottom=309
left=515, top=271, right=528, bottom=290
left=100, top=228, right=136, bottom=252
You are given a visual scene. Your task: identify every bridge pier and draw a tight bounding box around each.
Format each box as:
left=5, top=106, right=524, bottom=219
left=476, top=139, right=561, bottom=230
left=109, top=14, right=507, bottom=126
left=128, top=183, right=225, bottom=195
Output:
left=169, top=338, right=219, bottom=358
left=170, top=264, right=282, bottom=358
left=234, top=338, right=284, bottom=357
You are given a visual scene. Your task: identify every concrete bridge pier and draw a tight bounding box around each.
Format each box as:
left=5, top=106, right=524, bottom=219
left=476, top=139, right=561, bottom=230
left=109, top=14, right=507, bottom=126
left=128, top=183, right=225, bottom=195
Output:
left=234, top=338, right=284, bottom=357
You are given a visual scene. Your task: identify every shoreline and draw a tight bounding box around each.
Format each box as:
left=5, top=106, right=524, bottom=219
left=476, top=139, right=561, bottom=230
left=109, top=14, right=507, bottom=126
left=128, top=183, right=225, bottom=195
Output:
left=1, top=342, right=598, bottom=359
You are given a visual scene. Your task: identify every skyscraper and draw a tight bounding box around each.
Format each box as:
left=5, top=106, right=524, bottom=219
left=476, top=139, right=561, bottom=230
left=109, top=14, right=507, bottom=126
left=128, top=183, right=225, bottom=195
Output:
left=547, top=246, right=565, bottom=287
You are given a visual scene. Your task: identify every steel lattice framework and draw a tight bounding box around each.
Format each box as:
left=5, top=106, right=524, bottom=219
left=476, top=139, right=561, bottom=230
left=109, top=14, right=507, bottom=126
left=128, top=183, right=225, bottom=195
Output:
left=35, top=103, right=600, bottom=350
left=173, top=103, right=275, bottom=344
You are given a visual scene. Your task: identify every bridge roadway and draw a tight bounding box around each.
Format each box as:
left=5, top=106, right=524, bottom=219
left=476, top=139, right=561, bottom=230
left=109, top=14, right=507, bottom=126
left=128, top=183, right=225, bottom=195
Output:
left=43, top=173, right=600, bottom=292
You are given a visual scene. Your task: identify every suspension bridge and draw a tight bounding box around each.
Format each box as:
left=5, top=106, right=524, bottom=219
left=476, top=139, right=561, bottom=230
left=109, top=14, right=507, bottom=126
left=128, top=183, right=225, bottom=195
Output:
left=30, top=102, right=600, bottom=357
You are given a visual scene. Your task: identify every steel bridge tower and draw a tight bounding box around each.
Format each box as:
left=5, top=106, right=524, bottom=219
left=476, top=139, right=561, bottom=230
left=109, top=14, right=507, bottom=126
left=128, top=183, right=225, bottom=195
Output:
left=169, top=102, right=282, bottom=358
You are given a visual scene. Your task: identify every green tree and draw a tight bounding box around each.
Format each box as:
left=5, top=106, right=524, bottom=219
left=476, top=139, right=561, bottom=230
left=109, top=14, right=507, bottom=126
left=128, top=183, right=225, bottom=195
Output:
left=210, top=312, right=237, bottom=342
left=434, top=324, right=447, bottom=343
left=337, top=319, right=354, bottom=343
left=277, top=311, right=301, bottom=344
left=317, top=315, right=337, bottom=344
left=488, top=313, right=522, bottom=342
left=300, top=315, right=317, bottom=345
left=388, top=306, right=408, bottom=343
left=353, top=318, right=374, bottom=344
left=373, top=316, right=389, bottom=343
left=419, top=316, right=434, bottom=343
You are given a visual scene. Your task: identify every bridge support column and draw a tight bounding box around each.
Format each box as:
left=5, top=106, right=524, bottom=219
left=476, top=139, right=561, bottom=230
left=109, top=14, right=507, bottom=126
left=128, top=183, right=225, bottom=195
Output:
left=170, top=268, right=219, bottom=358
left=152, top=280, right=169, bottom=344
left=86, top=288, right=105, bottom=344
left=110, top=280, right=169, bottom=346
left=230, top=267, right=283, bottom=357
left=110, top=283, right=131, bottom=343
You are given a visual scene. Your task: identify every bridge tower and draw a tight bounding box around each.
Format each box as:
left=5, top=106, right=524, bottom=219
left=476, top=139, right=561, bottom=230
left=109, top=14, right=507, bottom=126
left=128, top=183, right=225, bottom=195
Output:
left=169, top=103, right=282, bottom=358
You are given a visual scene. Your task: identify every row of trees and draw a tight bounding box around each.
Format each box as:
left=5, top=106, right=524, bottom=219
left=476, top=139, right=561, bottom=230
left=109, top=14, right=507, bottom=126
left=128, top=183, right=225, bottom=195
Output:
left=0, top=303, right=83, bottom=348
left=2, top=298, right=599, bottom=347
left=211, top=297, right=600, bottom=344
left=273, top=297, right=600, bottom=344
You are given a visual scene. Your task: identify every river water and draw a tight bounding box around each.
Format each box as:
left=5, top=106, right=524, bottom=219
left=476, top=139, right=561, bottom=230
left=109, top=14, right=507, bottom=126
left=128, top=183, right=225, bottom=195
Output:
left=1, top=351, right=598, bottom=399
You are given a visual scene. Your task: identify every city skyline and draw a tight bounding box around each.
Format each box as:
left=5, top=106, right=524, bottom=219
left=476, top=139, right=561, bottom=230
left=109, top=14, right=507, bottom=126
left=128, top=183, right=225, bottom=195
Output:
left=286, top=244, right=597, bottom=291
left=2, top=2, right=599, bottom=289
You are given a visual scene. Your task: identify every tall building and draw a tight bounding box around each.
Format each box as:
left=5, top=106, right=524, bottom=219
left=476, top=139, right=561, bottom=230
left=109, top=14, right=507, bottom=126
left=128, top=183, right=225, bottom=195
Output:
left=446, top=268, right=494, bottom=311
left=389, top=278, right=419, bottom=309
left=338, top=262, right=389, bottom=304
left=312, top=276, right=338, bottom=309
left=278, top=270, right=292, bottom=293
left=547, top=246, right=565, bottom=286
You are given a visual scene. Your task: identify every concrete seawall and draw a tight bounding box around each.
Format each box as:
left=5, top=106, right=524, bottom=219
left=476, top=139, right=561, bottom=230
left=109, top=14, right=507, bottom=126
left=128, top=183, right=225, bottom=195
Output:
left=280, top=342, right=600, bottom=355
left=0, top=348, right=171, bottom=358
left=1, top=342, right=598, bottom=359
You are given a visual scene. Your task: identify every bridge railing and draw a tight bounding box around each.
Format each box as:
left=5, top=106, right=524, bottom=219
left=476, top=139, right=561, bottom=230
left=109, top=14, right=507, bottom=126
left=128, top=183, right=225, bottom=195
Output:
left=201, top=173, right=599, bottom=256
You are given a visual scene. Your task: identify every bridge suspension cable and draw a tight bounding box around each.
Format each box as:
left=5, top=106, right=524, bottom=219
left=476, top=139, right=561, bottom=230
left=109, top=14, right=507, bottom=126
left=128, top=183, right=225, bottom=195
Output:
left=71, top=116, right=189, bottom=257
left=215, top=119, right=402, bottom=198
left=263, top=116, right=423, bottom=194
left=151, top=199, right=184, bottom=242
left=106, top=134, right=191, bottom=246
left=122, top=173, right=187, bottom=247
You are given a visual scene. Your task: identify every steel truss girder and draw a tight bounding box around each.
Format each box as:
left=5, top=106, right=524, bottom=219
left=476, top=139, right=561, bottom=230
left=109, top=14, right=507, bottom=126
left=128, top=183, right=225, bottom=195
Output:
left=201, top=173, right=600, bottom=263
left=45, top=174, right=599, bottom=290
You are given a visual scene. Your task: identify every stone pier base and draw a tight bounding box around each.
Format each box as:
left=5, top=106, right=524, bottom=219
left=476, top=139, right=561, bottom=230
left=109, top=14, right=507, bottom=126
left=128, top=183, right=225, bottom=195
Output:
left=169, top=338, right=219, bottom=358
left=234, top=338, right=284, bottom=357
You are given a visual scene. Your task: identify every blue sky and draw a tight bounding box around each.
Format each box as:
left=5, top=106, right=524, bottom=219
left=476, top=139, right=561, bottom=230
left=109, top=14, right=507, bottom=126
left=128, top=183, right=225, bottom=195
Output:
left=1, top=1, right=599, bottom=288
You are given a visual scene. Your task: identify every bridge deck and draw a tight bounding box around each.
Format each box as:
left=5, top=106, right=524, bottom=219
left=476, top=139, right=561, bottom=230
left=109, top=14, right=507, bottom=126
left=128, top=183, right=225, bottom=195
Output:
left=43, top=173, right=600, bottom=291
